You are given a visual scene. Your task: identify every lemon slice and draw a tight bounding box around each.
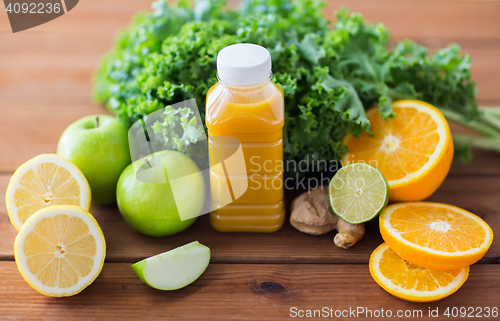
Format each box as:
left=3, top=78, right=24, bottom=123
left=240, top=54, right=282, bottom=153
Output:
left=369, top=243, right=469, bottom=302
left=6, top=154, right=91, bottom=231
left=14, top=205, right=106, bottom=297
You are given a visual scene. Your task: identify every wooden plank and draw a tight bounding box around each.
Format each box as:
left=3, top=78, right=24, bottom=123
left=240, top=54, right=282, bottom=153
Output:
left=449, top=150, right=500, bottom=176
left=0, top=102, right=110, bottom=172
left=2, top=0, right=498, bottom=40
left=460, top=47, right=500, bottom=102
left=1, top=0, right=500, bottom=102
left=448, top=120, right=500, bottom=176
left=326, top=0, right=500, bottom=41
left=0, top=0, right=157, bottom=102
left=0, top=262, right=499, bottom=320
left=1, top=174, right=499, bottom=264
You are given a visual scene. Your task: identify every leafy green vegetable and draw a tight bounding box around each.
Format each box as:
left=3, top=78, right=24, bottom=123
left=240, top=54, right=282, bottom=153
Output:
left=94, top=0, right=485, bottom=173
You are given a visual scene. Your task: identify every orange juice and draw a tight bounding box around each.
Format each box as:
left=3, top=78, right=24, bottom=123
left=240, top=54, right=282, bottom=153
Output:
left=206, top=44, right=285, bottom=232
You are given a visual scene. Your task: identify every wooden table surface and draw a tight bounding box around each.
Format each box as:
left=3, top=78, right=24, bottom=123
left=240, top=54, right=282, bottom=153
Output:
left=1, top=0, right=499, bottom=320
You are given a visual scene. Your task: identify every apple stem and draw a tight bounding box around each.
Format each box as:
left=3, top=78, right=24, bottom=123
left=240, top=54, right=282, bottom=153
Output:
left=143, top=157, right=152, bottom=168
left=95, top=116, right=99, bottom=128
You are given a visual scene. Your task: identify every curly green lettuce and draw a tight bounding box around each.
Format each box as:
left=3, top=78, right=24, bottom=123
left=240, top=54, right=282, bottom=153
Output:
left=94, top=0, right=486, bottom=172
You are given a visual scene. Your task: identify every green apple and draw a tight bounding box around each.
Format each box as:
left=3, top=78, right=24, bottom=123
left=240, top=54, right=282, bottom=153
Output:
left=57, top=115, right=131, bottom=205
left=132, top=241, right=210, bottom=290
left=116, top=150, right=204, bottom=237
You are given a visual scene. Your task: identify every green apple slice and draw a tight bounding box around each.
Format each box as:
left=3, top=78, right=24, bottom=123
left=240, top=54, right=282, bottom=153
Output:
left=132, top=241, right=210, bottom=290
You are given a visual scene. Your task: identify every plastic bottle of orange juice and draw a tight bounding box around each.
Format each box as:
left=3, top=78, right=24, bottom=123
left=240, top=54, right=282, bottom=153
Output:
left=206, top=43, right=285, bottom=232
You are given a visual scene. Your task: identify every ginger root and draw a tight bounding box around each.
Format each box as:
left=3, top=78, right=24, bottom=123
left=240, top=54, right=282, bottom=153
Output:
left=290, top=187, right=365, bottom=249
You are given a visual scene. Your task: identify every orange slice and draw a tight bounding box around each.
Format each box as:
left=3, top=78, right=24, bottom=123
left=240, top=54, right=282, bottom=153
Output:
left=379, top=202, right=493, bottom=270
left=370, top=243, right=469, bottom=302
left=342, top=100, right=453, bottom=202
left=6, top=154, right=91, bottom=230
left=14, top=205, right=106, bottom=297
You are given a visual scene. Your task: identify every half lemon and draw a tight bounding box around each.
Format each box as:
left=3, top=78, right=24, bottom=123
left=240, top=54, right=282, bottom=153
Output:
left=14, top=205, right=105, bottom=297
left=6, top=154, right=91, bottom=230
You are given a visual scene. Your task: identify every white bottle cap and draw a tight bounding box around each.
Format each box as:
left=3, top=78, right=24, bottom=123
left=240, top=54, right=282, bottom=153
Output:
left=217, top=43, right=272, bottom=86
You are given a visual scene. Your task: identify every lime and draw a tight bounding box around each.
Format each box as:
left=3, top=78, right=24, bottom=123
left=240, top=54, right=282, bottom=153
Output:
left=329, top=163, right=389, bottom=224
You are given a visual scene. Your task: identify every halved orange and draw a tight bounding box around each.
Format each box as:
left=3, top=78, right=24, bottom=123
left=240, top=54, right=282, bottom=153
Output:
left=380, top=202, right=493, bottom=270
left=370, top=243, right=469, bottom=302
left=6, top=154, right=91, bottom=230
left=342, top=100, right=453, bottom=202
